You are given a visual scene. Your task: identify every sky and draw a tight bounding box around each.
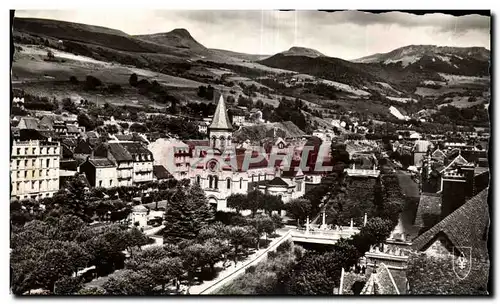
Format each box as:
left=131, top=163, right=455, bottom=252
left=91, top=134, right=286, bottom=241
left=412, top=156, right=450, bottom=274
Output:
left=14, top=10, right=490, bottom=60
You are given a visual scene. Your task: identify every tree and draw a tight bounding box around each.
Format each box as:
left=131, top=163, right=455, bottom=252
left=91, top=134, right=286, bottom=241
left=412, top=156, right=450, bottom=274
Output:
left=103, top=269, right=155, bottom=295
left=46, top=50, right=55, bottom=60
left=77, top=286, right=106, bottom=295
left=227, top=193, right=247, bottom=213
left=62, top=98, right=79, bottom=114
left=261, top=193, right=284, bottom=215
left=54, top=276, right=83, bottom=295
left=285, top=199, right=312, bottom=226
left=49, top=176, right=94, bottom=222
left=247, top=214, right=275, bottom=248
left=227, top=225, right=259, bottom=265
left=163, top=184, right=215, bottom=243
left=69, top=76, right=79, bottom=84
left=84, top=75, right=103, bottom=90
left=352, top=217, right=394, bottom=255
left=125, top=227, right=149, bottom=257
left=129, top=73, right=138, bottom=87
left=77, top=113, right=96, bottom=131
left=246, top=190, right=264, bottom=217
left=271, top=213, right=285, bottom=234
left=143, top=257, right=183, bottom=292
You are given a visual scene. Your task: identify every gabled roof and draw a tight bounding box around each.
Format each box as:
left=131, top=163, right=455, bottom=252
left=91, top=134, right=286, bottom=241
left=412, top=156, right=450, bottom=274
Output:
left=361, top=263, right=400, bottom=295
left=209, top=95, right=232, bottom=130
left=431, top=148, right=446, bottom=161
left=412, top=188, right=489, bottom=261
left=440, top=154, right=470, bottom=173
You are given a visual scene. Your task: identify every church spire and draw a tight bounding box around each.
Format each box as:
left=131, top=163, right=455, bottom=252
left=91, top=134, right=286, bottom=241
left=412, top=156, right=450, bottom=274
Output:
left=209, top=95, right=232, bottom=130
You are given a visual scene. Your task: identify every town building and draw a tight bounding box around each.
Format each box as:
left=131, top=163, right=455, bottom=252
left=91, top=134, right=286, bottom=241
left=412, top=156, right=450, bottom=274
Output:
left=79, top=157, right=118, bottom=189
left=10, top=139, right=60, bottom=200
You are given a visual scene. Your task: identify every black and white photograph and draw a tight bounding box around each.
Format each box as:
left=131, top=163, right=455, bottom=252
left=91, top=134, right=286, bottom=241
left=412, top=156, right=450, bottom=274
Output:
left=8, top=8, right=492, bottom=296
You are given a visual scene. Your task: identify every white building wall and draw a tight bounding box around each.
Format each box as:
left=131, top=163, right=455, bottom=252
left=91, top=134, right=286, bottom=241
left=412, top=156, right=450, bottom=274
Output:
left=96, top=167, right=119, bottom=188
left=10, top=140, right=60, bottom=200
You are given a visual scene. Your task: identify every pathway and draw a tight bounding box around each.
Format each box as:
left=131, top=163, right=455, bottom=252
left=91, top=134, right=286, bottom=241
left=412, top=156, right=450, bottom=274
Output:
left=189, top=229, right=293, bottom=295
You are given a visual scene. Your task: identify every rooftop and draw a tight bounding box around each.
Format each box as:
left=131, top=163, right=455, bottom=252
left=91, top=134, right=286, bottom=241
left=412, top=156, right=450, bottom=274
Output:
left=412, top=188, right=490, bottom=261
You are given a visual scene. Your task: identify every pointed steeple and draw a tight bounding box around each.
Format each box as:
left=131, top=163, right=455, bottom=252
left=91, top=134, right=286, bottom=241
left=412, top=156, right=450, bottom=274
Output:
left=209, top=95, right=232, bottom=130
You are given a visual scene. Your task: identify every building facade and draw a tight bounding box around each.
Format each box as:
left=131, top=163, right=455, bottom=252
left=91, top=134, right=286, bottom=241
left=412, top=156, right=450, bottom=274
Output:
left=79, top=157, right=118, bottom=189
left=10, top=139, right=60, bottom=200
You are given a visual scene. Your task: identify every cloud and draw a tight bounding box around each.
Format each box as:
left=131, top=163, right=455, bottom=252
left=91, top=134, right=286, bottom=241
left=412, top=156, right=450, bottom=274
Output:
left=13, top=10, right=490, bottom=59
left=312, top=11, right=490, bottom=34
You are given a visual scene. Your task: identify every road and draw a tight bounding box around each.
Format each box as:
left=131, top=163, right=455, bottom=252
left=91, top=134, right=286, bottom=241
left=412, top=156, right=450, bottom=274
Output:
left=393, top=169, right=420, bottom=239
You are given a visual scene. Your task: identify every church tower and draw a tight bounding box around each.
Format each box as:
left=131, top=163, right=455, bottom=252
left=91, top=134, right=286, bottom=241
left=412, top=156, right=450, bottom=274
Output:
left=208, top=95, right=233, bottom=150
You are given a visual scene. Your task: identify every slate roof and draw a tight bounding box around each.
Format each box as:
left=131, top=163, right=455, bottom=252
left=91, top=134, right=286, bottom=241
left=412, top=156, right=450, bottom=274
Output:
left=267, top=177, right=289, bottom=187
left=414, top=193, right=442, bottom=231
left=361, top=264, right=400, bottom=295
left=108, top=143, right=134, bottom=161
left=209, top=95, right=233, bottom=130
left=115, top=134, right=133, bottom=141
left=66, top=125, right=80, bottom=133
left=412, top=188, right=490, bottom=261
left=120, top=142, right=153, bottom=157
left=61, top=138, right=78, bottom=148
left=153, top=165, right=172, bottom=180
left=19, top=117, right=39, bottom=130
left=88, top=158, right=115, bottom=168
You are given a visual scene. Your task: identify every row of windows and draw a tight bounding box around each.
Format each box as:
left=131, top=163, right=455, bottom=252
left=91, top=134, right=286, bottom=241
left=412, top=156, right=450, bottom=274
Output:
left=15, top=179, right=57, bottom=192
left=13, top=158, right=58, bottom=169
left=16, top=169, right=53, bottom=179
left=251, top=174, right=268, bottom=182
left=134, top=155, right=152, bottom=161
left=14, top=147, right=59, bottom=156
left=197, top=176, right=244, bottom=190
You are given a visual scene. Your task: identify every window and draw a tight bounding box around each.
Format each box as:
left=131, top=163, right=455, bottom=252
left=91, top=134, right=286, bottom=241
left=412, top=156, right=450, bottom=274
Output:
left=24, top=171, right=27, bottom=178
left=252, top=174, right=255, bottom=182
left=16, top=160, right=20, bottom=168
left=240, top=178, right=243, bottom=189
left=196, top=175, right=201, bottom=185
left=297, top=181, right=302, bottom=192
left=17, top=171, right=21, bottom=179
left=39, top=170, right=43, bottom=177
left=24, top=160, right=28, bottom=167
left=99, top=180, right=103, bottom=187
left=227, top=178, right=231, bottom=189
left=208, top=176, right=213, bottom=189
left=17, top=148, right=21, bottom=155
left=214, top=176, right=218, bottom=189
left=110, top=180, right=113, bottom=187
left=258, top=174, right=261, bottom=182
left=32, top=159, right=36, bottom=167
left=46, top=159, right=50, bottom=168
left=16, top=182, right=20, bottom=191
left=32, top=148, right=36, bottom=154
left=25, top=148, right=29, bottom=155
